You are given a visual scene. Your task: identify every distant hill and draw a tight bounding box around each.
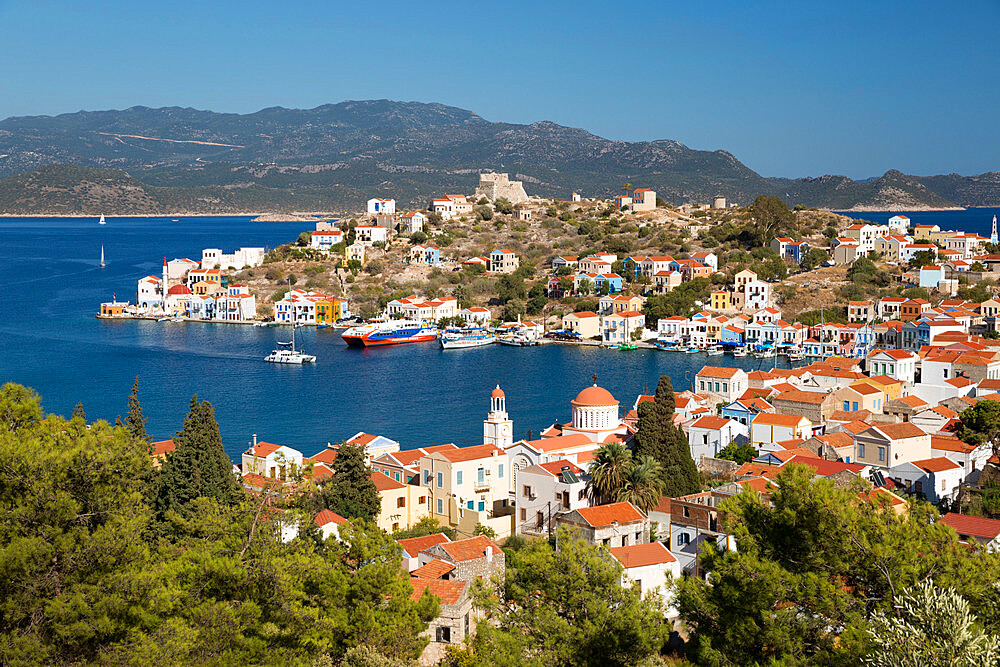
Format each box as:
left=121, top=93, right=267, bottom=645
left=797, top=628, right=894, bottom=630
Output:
left=0, top=100, right=995, bottom=213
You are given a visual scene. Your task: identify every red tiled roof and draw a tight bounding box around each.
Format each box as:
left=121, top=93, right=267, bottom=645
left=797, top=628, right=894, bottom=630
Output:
left=245, top=441, right=282, bottom=458
left=409, top=577, right=467, bottom=606
left=411, top=558, right=456, bottom=579
left=912, top=457, right=961, bottom=473
left=939, top=512, right=1000, bottom=540
left=397, top=532, right=451, bottom=556
left=773, top=389, right=829, bottom=405
left=537, top=459, right=585, bottom=476
left=785, top=455, right=866, bottom=476
left=314, top=508, right=347, bottom=527
left=869, top=422, right=928, bottom=440
left=609, top=541, right=676, bottom=568
left=151, top=439, right=176, bottom=457
left=931, top=435, right=974, bottom=453
left=371, top=471, right=406, bottom=491
left=437, top=535, right=503, bottom=562
left=691, top=415, right=733, bottom=430
left=435, top=444, right=504, bottom=462
left=574, top=502, right=644, bottom=527
left=753, top=413, right=808, bottom=427
left=697, top=366, right=742, bottom=379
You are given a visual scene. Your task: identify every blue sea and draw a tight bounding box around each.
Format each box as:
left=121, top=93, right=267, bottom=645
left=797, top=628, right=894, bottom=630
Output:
left=0, top=210, right=991, bottom=461
left=839, top=207, right=1000, bottom=237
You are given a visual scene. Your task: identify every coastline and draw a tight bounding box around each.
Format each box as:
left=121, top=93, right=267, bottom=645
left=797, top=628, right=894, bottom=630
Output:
left=834, top=206, right=967, bottom=213
left=0, top=211, right=347, bottom=219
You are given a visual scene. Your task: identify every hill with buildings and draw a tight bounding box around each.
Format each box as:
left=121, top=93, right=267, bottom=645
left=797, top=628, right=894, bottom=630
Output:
left=0, top=100, right=996, bottom=212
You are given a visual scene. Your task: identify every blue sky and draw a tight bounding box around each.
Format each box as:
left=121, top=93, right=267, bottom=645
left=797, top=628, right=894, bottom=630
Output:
left=0, top=0, right=997, bottom=178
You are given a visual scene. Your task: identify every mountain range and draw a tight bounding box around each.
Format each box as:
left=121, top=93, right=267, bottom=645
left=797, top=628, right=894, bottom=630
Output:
left=0, top=100, right=997, bottom=214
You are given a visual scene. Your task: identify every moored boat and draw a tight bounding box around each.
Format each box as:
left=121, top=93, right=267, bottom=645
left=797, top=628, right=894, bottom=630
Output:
left=341, top=319, right=437, bottom=347
left=440, top=327, right=496, bottom=349
left=733, top=347, right=748, bottom=357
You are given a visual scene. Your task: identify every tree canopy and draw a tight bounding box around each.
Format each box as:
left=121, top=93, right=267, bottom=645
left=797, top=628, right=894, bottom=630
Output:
left=631, top=376, right=700, bottom=497
left=306, top=442, right=381, bottom=522
left=0, top=383, right=438, bottom=664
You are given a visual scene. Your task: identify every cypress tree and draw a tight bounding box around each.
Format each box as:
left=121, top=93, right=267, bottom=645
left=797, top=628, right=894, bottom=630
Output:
left=72, top=402, right=86, bottom=421
left=125, top=376, right=149, bottom=445
left=631, top=375, right=700, bottom=497
left=323, top=442, right=380, bottom=521
left=156, top=395, right=242, bottom=516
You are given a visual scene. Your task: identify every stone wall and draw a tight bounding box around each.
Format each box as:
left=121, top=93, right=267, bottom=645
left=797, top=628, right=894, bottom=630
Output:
left=699, top=456, right=738, bottom=478
left=474, top=172, right=528, bottom=204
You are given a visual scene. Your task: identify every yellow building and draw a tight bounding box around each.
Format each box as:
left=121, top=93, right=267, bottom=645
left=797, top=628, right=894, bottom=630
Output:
left=735, top=269, right=757, bottom=291
left=710, top=291, right=731, bottom=311
left=315, top=298, right=345, bottom=323
left=372, top=471, right=429, bottom=533
left=853, top=376, right=903, bottom=402
left=344, top=243, right=366, bottom=266
left=192, top=280, right=222, bottom=296
left=100, top=301, right=127, bottom=316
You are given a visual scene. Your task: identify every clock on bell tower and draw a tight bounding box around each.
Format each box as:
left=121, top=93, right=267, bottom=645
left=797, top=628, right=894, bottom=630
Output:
left=484, top=384, right=513, bottom=449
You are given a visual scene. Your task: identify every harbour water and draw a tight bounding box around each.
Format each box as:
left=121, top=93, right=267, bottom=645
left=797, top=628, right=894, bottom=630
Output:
left=1, top=209, right=994, bottom=461
left=839, top=207, right=1000, bottom=236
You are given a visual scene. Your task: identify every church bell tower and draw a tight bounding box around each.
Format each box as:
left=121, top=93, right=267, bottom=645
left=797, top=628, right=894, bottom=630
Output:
left=483, top=384, right=513, bottom=449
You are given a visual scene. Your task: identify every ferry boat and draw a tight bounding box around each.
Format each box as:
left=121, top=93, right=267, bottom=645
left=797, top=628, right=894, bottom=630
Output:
left=341, top=320, right=438, bottom=347
left=440, top=327, right=496, bottom=349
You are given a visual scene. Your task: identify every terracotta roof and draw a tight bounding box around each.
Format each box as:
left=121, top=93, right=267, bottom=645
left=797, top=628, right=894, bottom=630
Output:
left=314, top=509, right=347, bottom=527
left=869, top=422, right=928, bottom=440
left=371, top=471, right=406, bottom=491
left=437, top=535, right=503, bottom=562
left=697, top=366, right=742, bottom=379
left=245, top=441, right=282, bottom=458
left=574, top=502, right=644, bottom=527
left=735, top=462, right=782, bottom=478
left=931, top=435, right=975, bottom=453
left=939, top=512, right=1000, bottom=540
left=897, top=395, right=928, bottom=408
left=912, top=457, right=961, bottom=473
left=737, top=477, right=777, bottom=494
left=411, top=558, right=456, bottom=579
left=537, top=459, right=585, bottom=476
left=753, top=413, right=808, bottom=427
left=409, top=577, right=467, bottom=606
left=397, top=532, right=451, bottom=556
left=812, top=432, right=855, bottom=449
left=773, top=389, right=829, bottom=405
left=151, top=439, right=176, bottom=457
left=522, top=433, right=594, bottom=453
left=435, top=444, right=504, bottom=462
left=691, top=415, right=733, bottom=430
left=775, top=438, right=806, bottom=450
left=308, top=448, right=339, bottom=466
left=609, top=541, right=676, bottom=568
left=785, top=455, right=867, bottom=476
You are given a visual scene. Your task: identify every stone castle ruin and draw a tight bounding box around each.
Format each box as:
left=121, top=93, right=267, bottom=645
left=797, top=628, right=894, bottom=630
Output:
left=474, top=172, right=528, bottom=204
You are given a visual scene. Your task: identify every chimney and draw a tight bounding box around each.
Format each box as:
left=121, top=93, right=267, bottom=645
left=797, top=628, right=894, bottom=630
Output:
left=485, top=546, right=493, bottom=563
left=252, top=434, right=258, bottom=448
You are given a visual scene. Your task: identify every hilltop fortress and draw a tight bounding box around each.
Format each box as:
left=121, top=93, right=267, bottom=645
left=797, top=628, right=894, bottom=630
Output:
left=474, top=172, right=528, bottom=204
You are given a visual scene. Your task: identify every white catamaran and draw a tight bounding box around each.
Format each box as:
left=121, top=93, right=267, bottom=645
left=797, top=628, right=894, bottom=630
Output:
left=265, top=281, right=316, bottom=364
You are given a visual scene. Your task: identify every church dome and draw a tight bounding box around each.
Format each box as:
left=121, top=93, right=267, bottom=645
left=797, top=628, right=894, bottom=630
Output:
left=168, top=284, right=192, bottom=295
left=491, top=385, right=505, bottom=399
left=571, top=385, right=618, bottom=407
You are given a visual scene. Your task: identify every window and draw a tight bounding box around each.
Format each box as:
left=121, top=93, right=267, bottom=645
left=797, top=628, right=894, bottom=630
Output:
left=478, top=501, right=485, bottom=511
left=942, top=478, right=947, bottom=491
left=699, top=381, right=705, bottom=390
left=536, top=511, right=544, bottom=529
left=843, top=401, right=850, bottom=411
left=456, top=471, right=463, bottom=486
left=523, top=485, right=533, bottom=498
left=723, top=382, right=728, bottom=392
left=859, top=444, right=866, bottom=458
left=436, top=626, right=451, bottom=643
left=579, top=488, right=587, bottom=500
left=424, top=470, right=431, bottom=485
left=477, top=468, right=485, bottom=484
left=437, top=498, right=443, bottom=514
left=467, top=500, right=474, bottom=509
left=418, top=496, right=426, bottom=504
left=498, top=464, right=504, bottom=478
left=437, top=472, right=443, bottom=488
left=678, top=533, right=690, bottom=545
left=621, top=536, right=627, bottom=547
left=852, top=401, right=859, bottom=412
left=394, top=472, right=401, bottom=482
left=683, top=506, right=690, bottom=518
left=878, top=447, right=885, bottom=462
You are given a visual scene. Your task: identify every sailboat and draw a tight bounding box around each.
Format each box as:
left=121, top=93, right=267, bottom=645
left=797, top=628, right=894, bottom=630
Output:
left=265, top=280, right=316, bottom=364
left=98, top=215, right=106, bottom=225
left=100, top=245, right=105, bottom=268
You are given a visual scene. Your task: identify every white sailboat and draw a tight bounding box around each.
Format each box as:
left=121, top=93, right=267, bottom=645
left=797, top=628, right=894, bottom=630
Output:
left=98, top=215, right=106, bottom=225
left=100, top=245, right=105, bottom=267
left=265, top=280, right=316, bottom=364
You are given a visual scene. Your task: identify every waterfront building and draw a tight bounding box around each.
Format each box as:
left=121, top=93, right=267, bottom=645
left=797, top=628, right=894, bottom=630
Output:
left=166, top=257, right=199, bottom=280
left=136, top=275, right=163, bottom=311
left=186, top=268, right=224, bottom=289
left=562, top=310, right=600, bottom=338
left=384, top=295, right=457, bottom=321
left=601, top=310, right=645, bottom=344
left=164, top=284, right=192, bottom=316
left=460, top=306, right=492, bottom=325
left=275, top=289, right=349, bottom=324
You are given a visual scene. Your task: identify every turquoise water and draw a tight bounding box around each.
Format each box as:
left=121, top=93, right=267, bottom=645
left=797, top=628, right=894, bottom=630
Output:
left=1, top=210, right=986, bottom=461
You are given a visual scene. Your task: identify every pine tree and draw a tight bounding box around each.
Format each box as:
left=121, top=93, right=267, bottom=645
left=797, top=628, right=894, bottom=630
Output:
left=125, top=376, right=149, bottom=445
left=155, top=395, right=242, bottom=516
left=72, top=402, right=86, bottom=421
left=631, top=375, right=700, bottom=497
left=323, top=442, right=380, bottom=521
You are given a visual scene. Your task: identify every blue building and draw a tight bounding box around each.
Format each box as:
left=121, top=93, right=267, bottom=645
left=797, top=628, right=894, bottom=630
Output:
left=593, top=273, right=624, bottom=294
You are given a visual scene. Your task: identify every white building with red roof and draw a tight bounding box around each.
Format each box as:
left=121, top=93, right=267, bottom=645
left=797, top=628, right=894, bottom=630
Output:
left=166, top=257, right=199, bottom=280
left=939, top=512, right=1000, bottom=550
left=515, top=460, right=588, bottom=536
left=685, top=415, right=748, bottom=461
left=355, top=225, right=389, bottom=246
left=309, top=229, right=344, bottom=250
left=136, top=275, right=163, bottom=311
left=241, top=435, right=303, bottom=482
left=314, top=509, right=348, bottom=541
left=419, top=443, right=510, bottom=537
left=694, top=366, right=749, bottom=402
left=609, top=541, right=681, bottom=616
left=889, top=456, right=963, bottom=504
left=460, top=306, right=492, bottom=325
left=555, top=501, right=649, bottom=547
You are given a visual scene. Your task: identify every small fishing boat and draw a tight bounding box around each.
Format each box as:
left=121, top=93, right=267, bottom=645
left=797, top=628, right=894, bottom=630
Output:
left=617, top=343, right=638, bottom=351
left=754, top=348, right=776, bottom=359
left=788, top=348, right=805, bottom=361
left=733, top=347, right=748, bottom=357
left=685, top=347, right=700, bottom=354
left=496, top=334, right=538, bottom=347
left=706, top=345, right=724, bottom=356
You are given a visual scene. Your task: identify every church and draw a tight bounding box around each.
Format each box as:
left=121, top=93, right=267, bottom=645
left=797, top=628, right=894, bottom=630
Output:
left=498, top=380, right=632, bottom=495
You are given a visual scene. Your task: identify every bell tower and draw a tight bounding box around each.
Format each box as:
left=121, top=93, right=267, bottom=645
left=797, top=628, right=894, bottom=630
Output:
left=483, top=384, right=513, bottom=449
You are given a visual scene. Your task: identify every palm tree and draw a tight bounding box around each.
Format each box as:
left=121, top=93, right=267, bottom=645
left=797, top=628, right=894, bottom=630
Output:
left=587, top=442, right=632, bottom=504
left=616, top=455, right=664, bottom=513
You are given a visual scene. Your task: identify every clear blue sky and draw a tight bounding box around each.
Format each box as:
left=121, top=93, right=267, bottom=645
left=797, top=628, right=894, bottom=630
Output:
left=1, top=0, right=997, bottom=178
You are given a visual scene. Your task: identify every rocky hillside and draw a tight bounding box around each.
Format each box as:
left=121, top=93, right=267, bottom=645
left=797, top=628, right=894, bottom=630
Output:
left=0, top=100, right=995, bottom=212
